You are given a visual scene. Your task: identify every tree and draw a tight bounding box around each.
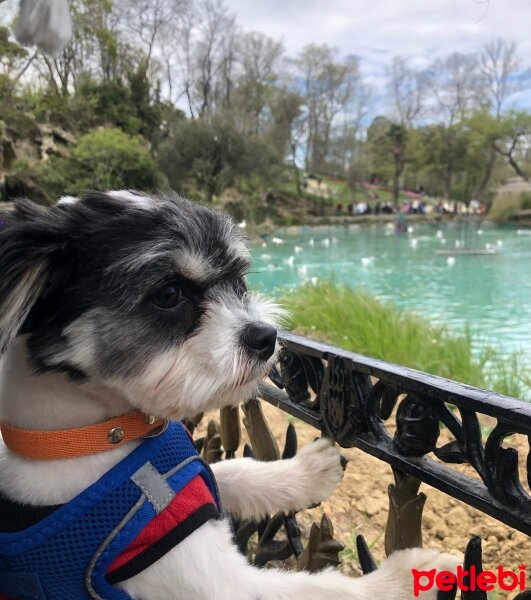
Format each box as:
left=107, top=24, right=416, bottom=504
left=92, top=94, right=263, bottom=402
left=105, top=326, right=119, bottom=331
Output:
left=0, top=26, right=30, bottom=89
left=412, top=123, right=471, bottom=201
left=493, top=111, right=531, bottom=181
left=368, top=117, right=408, bottom=206
left=194, top=0, right=237, bottom=117
left=293, top=44, right=359, bottom=173
left=475, top=39, right=530, bottom=199
left=157, top=117, right=283, bottom=201
left=428, top=52, right=479, bottom=127
left=234, top=32, right=283, bottom=134
left=480, top=39, right=527, bottom=117
left=388, top=56, right=426, bottom=127
left=268, top=88, right=304, bottom=194
left=387, top=123, right=408, bottom=207
left=33, top=0, right=122, bottom=97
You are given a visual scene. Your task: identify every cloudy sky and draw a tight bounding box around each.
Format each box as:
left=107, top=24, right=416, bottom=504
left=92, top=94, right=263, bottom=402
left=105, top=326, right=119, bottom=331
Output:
left=225, top=0, right=531, bottom=112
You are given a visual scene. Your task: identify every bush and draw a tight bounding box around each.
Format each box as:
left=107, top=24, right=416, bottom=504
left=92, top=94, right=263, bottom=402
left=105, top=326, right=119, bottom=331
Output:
left=40, top=127, right=164, bottom=200
left=521, top=192, right=531, bottom=210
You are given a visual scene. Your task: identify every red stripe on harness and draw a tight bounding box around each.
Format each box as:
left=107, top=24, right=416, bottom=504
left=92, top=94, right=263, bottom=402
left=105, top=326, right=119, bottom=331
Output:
left=107, top=474, right=215, bottom=575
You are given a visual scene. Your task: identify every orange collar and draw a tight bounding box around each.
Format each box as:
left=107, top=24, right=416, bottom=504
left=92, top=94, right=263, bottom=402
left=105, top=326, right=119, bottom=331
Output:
left=0, top=411, right=168, bottom=460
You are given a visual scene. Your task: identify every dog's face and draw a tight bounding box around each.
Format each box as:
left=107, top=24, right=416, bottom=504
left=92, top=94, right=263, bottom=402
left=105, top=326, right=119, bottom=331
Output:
left=0, top=191, right=283, bottom=419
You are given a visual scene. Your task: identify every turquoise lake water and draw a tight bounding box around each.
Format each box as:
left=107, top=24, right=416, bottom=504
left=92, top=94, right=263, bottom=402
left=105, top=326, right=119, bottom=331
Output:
left=248, top=223, right=531, bottom=360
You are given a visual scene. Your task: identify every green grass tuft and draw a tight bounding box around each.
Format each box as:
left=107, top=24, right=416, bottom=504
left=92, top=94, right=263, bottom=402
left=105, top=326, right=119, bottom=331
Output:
left=284, top=282, right=530, bottom=400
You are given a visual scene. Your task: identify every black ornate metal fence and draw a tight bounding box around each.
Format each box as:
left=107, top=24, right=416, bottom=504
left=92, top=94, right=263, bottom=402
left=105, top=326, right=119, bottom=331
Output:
left=187, top=331, right=531, bottom=600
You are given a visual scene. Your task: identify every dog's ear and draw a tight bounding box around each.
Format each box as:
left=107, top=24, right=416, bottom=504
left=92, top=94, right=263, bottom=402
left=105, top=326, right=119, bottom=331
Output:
left=0, top=199, right=67, bottom=355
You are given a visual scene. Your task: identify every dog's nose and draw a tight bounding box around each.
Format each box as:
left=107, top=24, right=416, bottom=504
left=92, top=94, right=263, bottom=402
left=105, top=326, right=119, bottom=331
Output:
left=241, top=322, right=277, bottom=361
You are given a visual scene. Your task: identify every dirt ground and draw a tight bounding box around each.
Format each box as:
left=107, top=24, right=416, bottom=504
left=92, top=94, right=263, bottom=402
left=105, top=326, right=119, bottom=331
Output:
left=197, top=402, right=530, bottom=599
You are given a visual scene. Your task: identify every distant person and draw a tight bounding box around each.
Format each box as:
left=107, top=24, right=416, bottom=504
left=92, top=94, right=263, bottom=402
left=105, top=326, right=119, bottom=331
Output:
left=395, top=212, right=408, bottom=234
left=347, top=202, right=354, bottom=216
left=336, top=202, right=344, bottom=215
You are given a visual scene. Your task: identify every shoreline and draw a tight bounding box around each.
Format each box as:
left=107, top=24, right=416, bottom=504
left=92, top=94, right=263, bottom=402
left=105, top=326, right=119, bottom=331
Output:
left=250, top=213, right=496, bottom=239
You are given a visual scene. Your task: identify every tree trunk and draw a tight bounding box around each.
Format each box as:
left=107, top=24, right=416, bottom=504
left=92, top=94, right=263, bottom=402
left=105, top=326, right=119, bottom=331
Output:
left=476, top=147, right=496, bottom=202
left=393, top=151, right=402, bottom=208
left=443, top=167, right=453, bottom=201
left=291, top=143, right=302, bottom=196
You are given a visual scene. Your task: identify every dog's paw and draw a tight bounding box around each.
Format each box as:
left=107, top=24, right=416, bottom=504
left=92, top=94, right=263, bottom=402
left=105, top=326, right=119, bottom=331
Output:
left=293, top=438, right=344, bottom=507
left=377, top=547, right=462, bottom=599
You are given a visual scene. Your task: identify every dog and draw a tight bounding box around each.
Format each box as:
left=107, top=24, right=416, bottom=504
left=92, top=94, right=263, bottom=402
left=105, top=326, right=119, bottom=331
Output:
left=0, top=191, right=459, bottom=599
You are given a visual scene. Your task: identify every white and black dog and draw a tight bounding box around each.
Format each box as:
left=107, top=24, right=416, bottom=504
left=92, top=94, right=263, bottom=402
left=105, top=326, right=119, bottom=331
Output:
left=0, top=191, right=459, bottom=599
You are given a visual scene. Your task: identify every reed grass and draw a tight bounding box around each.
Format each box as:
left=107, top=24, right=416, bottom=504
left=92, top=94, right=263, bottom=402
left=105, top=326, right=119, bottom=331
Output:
left=284, top=282, right=530, bottom=401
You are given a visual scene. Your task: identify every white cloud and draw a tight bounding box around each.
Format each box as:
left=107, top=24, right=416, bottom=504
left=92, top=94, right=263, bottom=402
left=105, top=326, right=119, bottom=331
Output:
left=225, top=0, right=531, bottom=112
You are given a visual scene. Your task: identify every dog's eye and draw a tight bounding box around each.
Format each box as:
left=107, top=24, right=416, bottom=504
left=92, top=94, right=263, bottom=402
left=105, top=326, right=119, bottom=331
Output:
left=150, top=284, right=183, bottom=309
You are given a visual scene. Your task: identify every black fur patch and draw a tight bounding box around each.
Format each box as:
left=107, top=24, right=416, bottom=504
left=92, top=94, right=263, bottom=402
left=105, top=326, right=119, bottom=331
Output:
left=0, top=192, right=251, bottom=378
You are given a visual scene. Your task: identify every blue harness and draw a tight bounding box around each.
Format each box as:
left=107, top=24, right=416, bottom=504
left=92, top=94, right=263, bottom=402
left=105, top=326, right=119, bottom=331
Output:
left=0, top=421, right=220, bottom=600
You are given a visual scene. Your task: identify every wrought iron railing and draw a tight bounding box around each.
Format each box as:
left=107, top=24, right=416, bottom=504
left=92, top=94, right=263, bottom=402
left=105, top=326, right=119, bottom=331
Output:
left=188, top=332, right=531, bottom=600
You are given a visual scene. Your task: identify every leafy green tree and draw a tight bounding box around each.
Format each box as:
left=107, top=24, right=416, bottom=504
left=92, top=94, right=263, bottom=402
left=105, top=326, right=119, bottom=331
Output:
left=40, top=127, right=163, bottom=199
left=0, top=26, right=30, bottom=94
left=157, top=117, right=283, bottom=202
left=368, top=117, right=408, bottom=206
left=414, top=124, right=469, bottom=201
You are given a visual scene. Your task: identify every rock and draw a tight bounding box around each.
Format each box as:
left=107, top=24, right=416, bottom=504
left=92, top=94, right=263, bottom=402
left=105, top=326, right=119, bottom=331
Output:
left=422, top=513, right=436, bottom=529
left=445, top=505, right=472, bottom=529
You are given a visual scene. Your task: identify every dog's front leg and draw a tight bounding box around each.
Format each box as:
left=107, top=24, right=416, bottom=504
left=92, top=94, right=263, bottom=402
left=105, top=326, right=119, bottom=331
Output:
left=119, top=518, right=460, bottom=600
left=211, top=438, right=343, bottom=520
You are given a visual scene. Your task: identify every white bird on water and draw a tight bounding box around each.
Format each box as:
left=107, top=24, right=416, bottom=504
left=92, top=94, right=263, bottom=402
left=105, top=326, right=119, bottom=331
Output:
left=283, top=256, right=295, bottom=266
left=447, top=256, right=455, bottom=266
left=410, top=239, right=418, bottom=249
left=294, top=245, right=303, bottom=253
left=361, top=256, right=375, bottom=267
left=308, top=238, right=315, bottom=246
left=436, top=230, right=443, bottom=239
left=271, top=237, right=284, bottom=245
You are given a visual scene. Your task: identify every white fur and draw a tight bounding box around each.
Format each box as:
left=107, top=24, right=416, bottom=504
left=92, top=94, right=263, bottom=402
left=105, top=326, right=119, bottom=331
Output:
left=57, top=195, right=79, bottom=205
left=213, top=438, right=344, bottom=521
left=106, top=190, right=155, bottom=209
left=0, top=262, right=47, bottom=353
left=176, top=249, right=221, bottom=283
left=119, top=520, right=460, bottom=600
left=104, top=292, right=287, bottom=420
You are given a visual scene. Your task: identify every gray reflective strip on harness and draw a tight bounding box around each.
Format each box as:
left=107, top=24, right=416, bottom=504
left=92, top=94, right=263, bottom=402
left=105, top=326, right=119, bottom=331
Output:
left=85, top=455, right=210, bottom=600
left=131, top=462, right=174, bottom=513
